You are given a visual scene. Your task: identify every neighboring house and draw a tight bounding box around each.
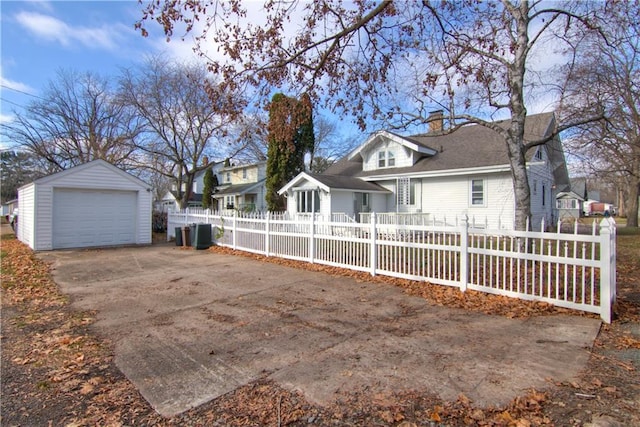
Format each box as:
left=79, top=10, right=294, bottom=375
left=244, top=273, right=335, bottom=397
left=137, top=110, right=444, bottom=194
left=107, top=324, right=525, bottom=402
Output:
left=279, top=112, right=570, bottom=230
left=2, top=198, right=18, bottom=219
left=214, top=161, right=267, bottom=212
left=17, top=159, right=152, bottom=250
left=556, top=190, right=584, bottom=220
left=160, top=160, right=224, bottom=211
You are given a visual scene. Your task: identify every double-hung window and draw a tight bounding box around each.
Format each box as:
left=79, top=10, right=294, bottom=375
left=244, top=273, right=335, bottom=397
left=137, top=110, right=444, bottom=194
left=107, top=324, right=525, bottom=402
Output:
left=470, top=179, right=485, bottom=206
left=378, top=151, right=395, bottom=168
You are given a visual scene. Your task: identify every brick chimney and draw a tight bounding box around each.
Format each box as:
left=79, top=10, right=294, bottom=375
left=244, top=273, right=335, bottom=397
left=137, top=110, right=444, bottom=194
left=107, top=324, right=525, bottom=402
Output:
left=202, top=156, right=209, bottom=166
left=428, top=110, right=444, bottom=133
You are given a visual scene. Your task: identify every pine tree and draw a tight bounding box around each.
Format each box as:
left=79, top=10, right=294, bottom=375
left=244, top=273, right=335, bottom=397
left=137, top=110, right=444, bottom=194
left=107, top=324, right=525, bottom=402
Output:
left=201, top=168, right=217, bottom=210
left=265, top=93, right=314, bottom=211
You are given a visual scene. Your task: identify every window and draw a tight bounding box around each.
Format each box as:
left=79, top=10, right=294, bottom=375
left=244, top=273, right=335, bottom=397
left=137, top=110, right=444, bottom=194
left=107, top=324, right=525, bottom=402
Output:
left=226, top=172, right=231, bottom=183
left=362, top=193, right=369, bottom=208
left=377, top=150, right=396, bottom=168
left=397, top=178, right=415, bottom=205
left=242, top=168, right=247, bottom=179
left=225, top=196, right=234, bottom=209
left=532, top=179, right=537, bottom=195
left=296, top=190, right=320, bottom=213
left=542, top=184, right=546, bottom=206
left=535, top=149, right=543, bottom=160
left=557, top=199, right=577, bottom=209
left=471, top=179, right=485, bottom=206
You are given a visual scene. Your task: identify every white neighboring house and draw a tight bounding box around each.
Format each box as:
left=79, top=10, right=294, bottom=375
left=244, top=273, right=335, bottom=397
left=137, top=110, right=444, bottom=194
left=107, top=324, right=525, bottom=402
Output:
left=159, top=160, right=224, bottom=211
left=279, top=112, right=570, bottom=230
left=17, top=159, right=152, bottom=250
left=213, top=161, right=268, bottom=212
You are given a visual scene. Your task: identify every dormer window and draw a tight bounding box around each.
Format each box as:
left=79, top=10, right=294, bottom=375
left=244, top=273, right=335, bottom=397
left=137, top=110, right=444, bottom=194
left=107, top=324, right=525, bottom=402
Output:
left=378, top=150, right=395, bottom=168
left=535, top=149, right=543, bottom=160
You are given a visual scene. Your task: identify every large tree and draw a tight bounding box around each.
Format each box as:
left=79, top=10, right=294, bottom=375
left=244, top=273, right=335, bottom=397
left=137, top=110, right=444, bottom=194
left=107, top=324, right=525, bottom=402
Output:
left=138, top=1, right=604, bottom=229
left=0, top=150, right=48, bottom=202
left=559, top=1, right=640, bottom=227
left=1, top=70, right=143, bottom=172
left=265, top=93, right=314, bottom=211
left=119, top=56, right=237, bottom=209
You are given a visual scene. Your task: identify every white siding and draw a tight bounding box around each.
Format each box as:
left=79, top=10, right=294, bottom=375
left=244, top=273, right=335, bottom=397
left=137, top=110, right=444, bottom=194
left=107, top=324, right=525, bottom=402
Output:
left=34, top=186, right=54, bottom=250
left=527, top=147, right=556, bottom=229
left=419, top=172, right=515, bottom=228
left=331, top=191, right=355, bottom=216
left=17, top=183, right=35, bottom=249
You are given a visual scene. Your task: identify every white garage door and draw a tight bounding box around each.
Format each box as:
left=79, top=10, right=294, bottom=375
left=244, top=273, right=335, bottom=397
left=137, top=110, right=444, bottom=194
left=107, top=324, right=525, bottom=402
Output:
left=53, top=188, right=137, bottom=249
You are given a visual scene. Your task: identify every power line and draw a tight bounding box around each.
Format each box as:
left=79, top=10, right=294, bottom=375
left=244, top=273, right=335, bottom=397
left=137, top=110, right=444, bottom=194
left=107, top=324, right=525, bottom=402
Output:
left=0, top=84, right=44, bottom=100
left=0, top=97, right=25, bottom=109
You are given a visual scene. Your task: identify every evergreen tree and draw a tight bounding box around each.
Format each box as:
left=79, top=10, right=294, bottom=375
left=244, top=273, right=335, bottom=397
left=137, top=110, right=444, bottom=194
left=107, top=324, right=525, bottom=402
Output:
left=265, top=93, right=314, bottom=211
left=201, top=167, right=217, bottom=209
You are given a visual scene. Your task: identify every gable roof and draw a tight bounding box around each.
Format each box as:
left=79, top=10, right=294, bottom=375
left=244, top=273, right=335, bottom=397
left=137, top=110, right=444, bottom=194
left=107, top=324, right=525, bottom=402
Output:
left=347, top=130, right=438, bottom=161
left=326, top=112, right=561, bottom=180
left=279, top=172, right=390, bottom=195
left=27, top=159, right=149, bottom=189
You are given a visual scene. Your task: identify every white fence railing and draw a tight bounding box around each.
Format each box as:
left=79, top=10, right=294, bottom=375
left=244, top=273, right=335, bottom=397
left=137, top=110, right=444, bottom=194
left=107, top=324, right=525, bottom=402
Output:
left=168, top=209, right=617, bottom=323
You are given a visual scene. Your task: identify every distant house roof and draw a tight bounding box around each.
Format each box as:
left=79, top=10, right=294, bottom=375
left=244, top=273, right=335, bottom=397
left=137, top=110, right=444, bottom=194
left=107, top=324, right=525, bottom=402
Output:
left=215, top=179, right=265, bottom=196
left=326, top=113, right=568, bottom=190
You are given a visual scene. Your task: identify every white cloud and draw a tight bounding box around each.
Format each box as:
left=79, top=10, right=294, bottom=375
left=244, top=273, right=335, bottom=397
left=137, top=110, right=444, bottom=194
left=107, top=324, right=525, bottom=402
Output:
left=0, top=113, right=15, bottom=124
left=15, top=11, right=125, bottom=51
left=1, top=75, right=35, bottom=95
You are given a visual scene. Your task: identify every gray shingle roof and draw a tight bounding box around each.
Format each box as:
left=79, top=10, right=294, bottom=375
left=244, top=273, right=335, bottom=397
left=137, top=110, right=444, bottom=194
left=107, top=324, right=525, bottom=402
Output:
left=306, top=173, right=390, bottom=192
left=215, top=180, right=264, bottom=196
left=326, top=112, right=557, bottom=178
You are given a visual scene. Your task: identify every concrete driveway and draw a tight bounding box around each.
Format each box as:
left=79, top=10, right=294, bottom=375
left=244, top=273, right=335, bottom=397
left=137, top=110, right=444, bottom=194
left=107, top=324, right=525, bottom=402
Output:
left=39, top=244, right=601, bottom=417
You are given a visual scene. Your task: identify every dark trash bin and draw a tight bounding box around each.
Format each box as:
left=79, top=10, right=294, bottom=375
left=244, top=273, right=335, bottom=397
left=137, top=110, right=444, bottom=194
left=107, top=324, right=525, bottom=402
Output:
left=181, top=226, right=191, bottom=247
left=192, top=223, right=212, bottom=250
left=175, top=227, right=183, bottom=246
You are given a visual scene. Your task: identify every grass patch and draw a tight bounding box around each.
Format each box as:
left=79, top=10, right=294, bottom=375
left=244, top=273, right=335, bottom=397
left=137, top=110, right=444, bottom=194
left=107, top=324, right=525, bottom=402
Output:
left=617, top=226, right=640, bottom=236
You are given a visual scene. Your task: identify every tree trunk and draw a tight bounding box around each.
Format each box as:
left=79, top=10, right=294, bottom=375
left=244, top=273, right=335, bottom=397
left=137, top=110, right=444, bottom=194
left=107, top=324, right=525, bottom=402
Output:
left=627, top=178, right=639, bottom=227
left=506, top=136, right=531, bottom=230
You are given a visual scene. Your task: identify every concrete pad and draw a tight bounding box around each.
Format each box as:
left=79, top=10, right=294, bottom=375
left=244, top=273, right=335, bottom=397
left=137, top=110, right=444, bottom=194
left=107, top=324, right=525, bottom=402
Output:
left=40, top=244, right=601, bottom=417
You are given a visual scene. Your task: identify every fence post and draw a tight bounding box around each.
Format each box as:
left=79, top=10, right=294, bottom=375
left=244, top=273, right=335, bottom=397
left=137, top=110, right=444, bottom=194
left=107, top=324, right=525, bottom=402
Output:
left=309, top=213, right=315, bottom=264
left=459, top=215, right=469, bottom=292
left=370, top=212, right=377, bottom=276
left=599, top=218, right=615, bottom=323
left=232, top=210, right=237, bottom=250
left=265, top=211, right=270, bottom=257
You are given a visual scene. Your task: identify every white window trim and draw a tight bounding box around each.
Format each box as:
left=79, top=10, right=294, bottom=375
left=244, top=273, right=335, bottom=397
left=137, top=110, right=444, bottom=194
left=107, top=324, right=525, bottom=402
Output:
left=470, top=178, right=486, bottom=207
left=377, top=150, right=396, bottom=169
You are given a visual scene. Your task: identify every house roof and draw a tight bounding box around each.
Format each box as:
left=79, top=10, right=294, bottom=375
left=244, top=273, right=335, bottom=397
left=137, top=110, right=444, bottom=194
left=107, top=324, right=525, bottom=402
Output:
left=326, top=112, right=565, bottom=181
left=215, top=179, right=265, bottom=196
left=23, top=159, right=150, bottom=190
left=221, top=161, right=266, bottom=172
left=279, top=172, right=390, bottom=195
left=347, top=130, right=438, bottom=161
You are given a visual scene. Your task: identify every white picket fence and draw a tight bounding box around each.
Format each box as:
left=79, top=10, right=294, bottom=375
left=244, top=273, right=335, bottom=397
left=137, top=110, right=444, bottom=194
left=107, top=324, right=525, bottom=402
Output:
left=168, top=209, right=617, bottom=323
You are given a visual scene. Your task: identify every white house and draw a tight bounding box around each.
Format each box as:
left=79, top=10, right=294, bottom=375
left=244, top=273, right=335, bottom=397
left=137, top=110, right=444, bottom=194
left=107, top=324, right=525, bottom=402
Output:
left=160, top=160, right=225, bottom=211
left=17, top=160, right=152, bottom=250
left=279, top=112, right=570, bottom=230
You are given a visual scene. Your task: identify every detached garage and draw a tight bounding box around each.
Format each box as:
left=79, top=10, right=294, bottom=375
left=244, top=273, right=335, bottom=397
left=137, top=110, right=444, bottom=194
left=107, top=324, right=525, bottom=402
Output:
left=17, top=160, right=152, bottom=251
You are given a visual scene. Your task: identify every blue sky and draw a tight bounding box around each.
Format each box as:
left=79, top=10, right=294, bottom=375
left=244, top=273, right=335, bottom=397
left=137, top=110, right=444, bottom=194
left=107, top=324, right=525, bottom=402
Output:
left=0, top=1, right=562, bottom=152
left=0, top=0, right=211, bottom=148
